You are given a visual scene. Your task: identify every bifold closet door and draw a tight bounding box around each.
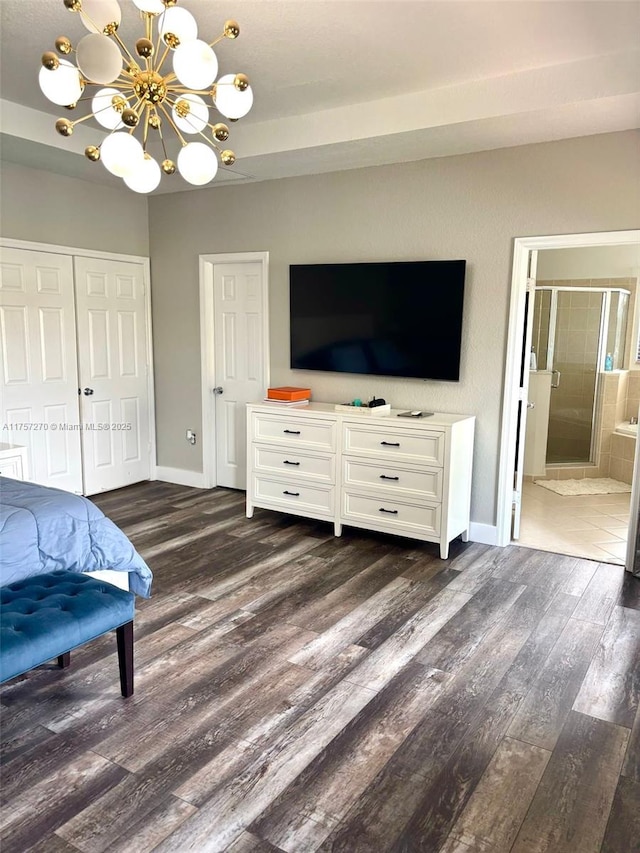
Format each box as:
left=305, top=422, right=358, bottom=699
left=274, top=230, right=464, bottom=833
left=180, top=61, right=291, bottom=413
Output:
left=0, top=247, right=83, bottom=492
left=74, top=256, right=150, bottom=495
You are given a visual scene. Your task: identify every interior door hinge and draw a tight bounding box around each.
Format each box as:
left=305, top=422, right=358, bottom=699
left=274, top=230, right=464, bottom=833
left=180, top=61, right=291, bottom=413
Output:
left=512, top=489, right=521, bottom=506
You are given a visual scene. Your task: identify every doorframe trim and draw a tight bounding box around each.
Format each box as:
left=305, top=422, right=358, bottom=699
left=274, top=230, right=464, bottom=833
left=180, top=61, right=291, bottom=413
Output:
left=497, top=229, right=640, bottom=548
left=0, top=237, right=157, bottom=483
left=199, top=251, right=270, bottom=489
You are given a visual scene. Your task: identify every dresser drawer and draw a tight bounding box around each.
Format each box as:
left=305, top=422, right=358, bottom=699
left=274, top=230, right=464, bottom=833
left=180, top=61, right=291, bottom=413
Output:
left=253, top=446, right=334, bottom=484
left=342, top=458, right=442, bottom=501
left=252, top=413, right=336, bottom=451
left=252, top=475, right=335, bottom=516
left=342, top=491, right=441, bottom=537
left=343, top=423, right=445, bottom=465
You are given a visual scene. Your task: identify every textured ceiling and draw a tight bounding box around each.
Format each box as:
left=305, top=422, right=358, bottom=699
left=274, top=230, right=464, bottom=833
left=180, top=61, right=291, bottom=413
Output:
left=1, top=0, right=639, bottom=193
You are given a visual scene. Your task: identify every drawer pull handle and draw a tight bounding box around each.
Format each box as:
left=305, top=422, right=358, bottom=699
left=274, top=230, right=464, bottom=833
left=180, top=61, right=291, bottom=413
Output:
left=380, top=475, right=399, bottom=481
left=284, top=429, right=301, bottom=435
left=379, top=507, right=398, bottom=514
left=380, top=441, right=400, bottom=447
left=283, top=490, right=300, bottom=497
left=283, top=460, right=300, bottom=466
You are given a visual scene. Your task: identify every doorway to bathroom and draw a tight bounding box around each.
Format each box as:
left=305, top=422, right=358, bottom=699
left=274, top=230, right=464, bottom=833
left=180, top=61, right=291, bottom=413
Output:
left=497, top=231, right=640, bottom=567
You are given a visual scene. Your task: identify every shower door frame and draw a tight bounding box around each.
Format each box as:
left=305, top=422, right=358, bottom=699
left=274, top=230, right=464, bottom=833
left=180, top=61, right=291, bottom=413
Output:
left=536, top=285, right=630, bottom=467
left=497, top=229, right=640, bottom=556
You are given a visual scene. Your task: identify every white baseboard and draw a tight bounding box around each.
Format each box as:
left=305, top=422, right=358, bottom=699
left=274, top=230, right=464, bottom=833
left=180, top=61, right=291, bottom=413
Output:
left=154, top=466, right=207, bottom=489
left=468, top=521, right=499, bottom=546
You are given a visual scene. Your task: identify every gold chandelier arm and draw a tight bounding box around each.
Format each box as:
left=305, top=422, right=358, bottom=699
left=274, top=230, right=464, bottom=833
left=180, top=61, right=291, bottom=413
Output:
left=97, top=80, right=135, bottom=90
left=196, top=128, right=221, bottom=152
left=69, top=110, right=100, bottom=126
left=111, top=31, right=138, bottom=69
left=142, top=110, right=150, bottom=152
left=141, top=14, right=153, bottom=75
left=154, top=14, right=165, bottom=66
left=154, top=44, right=172, bottom=77
left=170, top=86, right=212, bottom=97
left=158, top=103, right=188, bottom=147
left=155, top=114, right=170, bottom=162
left=75, top=9, right=102, bottom=36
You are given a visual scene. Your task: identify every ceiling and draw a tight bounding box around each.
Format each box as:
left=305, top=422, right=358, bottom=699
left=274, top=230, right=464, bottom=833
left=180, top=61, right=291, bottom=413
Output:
left=1, top=0, right=639, bottom=194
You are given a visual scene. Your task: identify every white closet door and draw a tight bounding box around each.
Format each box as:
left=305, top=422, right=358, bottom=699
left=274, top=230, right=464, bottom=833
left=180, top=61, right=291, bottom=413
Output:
left=0, top=247, right=83, bottom=492
left=74, top=256, right=150, bottom=495
left=213, top=261, right=266, bottom=489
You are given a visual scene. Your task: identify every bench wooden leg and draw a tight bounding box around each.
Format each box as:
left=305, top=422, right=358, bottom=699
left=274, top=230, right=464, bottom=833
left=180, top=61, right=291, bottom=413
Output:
left=116, top=621, right=134, bottom=698
left=57, top=652, right=70, bottom=669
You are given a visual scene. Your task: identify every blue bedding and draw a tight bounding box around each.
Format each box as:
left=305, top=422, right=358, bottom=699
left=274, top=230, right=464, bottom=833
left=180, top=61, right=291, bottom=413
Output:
left=0, top=478, right=152, bottom=597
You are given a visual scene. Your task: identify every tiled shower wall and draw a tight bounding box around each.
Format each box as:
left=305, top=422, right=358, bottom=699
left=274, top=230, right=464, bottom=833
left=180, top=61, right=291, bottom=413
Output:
left=535, top=277, right=639, bottom=480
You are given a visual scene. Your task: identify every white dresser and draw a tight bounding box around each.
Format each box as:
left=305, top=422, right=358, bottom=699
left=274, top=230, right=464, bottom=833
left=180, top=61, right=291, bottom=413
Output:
left=0, top=443, right=28, bottom=481
left=246, top=402, right=475, bottom=558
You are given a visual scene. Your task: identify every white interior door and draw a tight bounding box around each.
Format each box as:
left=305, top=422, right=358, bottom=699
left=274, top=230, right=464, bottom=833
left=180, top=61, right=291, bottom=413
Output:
left=213, top=261, right=266, bottom=489
left=0, top=247, right=83, bottom=492
left=74, top=256, right=150, bottom=495
left=512, top=251, right=538, bottom=540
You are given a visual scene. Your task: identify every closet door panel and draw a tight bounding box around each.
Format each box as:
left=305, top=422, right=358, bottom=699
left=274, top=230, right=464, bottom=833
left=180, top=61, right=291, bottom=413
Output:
left=74, top=256, right=150, bottom=495
left=0, top=248, right=82, bottom=492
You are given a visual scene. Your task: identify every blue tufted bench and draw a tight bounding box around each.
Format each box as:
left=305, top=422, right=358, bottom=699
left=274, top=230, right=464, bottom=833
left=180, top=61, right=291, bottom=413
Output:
left=0, top=570, right=135, bottom=697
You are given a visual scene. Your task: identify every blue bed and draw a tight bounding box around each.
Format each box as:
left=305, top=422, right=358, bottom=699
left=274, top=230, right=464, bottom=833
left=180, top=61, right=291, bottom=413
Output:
left=0, top=477, right=152, bottom=598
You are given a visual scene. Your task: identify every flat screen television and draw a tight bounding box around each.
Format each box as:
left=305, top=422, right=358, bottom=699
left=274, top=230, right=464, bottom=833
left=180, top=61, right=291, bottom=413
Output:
left=289, top=260, right=466, bottom=380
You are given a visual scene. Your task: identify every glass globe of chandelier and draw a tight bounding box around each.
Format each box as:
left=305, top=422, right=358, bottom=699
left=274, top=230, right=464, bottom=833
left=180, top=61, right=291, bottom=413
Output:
left=39, top=0, right=254, bottom=193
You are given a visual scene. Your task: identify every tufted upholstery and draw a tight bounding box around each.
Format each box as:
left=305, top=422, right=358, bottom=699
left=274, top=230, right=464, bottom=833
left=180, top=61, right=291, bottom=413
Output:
left=0, top=571, right=135, bottom=690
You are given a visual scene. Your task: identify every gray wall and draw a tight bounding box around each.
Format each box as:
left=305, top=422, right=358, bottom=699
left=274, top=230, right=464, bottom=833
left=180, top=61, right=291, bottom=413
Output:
left=0, top=161, right=149, bottom=256
left=148, top=130, right=640, bottom=527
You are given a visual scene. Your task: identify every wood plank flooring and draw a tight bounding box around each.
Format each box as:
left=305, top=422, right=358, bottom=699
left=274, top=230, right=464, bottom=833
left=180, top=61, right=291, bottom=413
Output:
left=1, top=481, right=639, bottom=853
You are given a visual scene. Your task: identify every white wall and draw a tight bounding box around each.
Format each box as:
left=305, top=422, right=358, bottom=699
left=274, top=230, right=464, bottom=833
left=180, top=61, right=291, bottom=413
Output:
left=0, top=161, right=149, bottom=256
left=148, top=130, right=640, bottom=529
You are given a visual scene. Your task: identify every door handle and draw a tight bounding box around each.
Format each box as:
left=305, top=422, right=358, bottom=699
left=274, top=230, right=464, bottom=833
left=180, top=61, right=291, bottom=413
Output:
left=83, top=388, right=94, bottom=396
left=213, top=386, right=223, bottom=395
left=527, top=402, right=535, bottom=409
left=551, top=370, right=561, bottom=389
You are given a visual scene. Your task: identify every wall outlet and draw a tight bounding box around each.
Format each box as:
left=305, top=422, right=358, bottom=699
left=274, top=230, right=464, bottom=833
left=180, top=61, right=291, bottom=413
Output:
left=186, top=429, right=196, bottom=445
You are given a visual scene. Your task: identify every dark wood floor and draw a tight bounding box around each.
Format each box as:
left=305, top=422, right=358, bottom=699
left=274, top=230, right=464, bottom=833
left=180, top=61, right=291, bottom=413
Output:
left=1, top=482, right=639, bottom=853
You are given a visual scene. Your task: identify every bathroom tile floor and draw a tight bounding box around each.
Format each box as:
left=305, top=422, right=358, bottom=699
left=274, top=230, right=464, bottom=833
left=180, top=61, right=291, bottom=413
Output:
left=516, top=479, right=630, bottom=564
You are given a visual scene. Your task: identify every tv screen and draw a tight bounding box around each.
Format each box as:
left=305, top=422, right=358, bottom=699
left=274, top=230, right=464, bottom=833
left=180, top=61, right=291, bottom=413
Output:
left=289, top=260, right=466, bottom=380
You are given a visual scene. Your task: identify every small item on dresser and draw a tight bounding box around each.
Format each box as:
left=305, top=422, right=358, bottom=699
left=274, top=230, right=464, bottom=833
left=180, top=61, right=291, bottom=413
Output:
left=267, top=386, right=311, bottom=401
left=263, top=397, right=310, bottom=406
left=334, top=402, right=392, bottom=415
left=397, top=411, right=434, bottom=418
left=368, top=397, right=387, bottom=408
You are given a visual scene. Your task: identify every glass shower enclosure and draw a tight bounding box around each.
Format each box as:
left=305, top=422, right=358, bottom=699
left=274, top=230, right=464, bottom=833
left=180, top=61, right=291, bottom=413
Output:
left=531, top=286, right=630, bottom=465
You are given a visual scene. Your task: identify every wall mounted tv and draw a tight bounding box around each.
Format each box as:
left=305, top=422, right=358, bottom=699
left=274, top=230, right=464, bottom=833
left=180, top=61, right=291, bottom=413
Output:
left=289, top=260, right=466, bottom=381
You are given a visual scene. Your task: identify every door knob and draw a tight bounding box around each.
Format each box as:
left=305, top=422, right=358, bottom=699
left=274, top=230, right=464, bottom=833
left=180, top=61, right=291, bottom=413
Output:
left=83, top=388, right=94, bottom=396
left=213, top=386, right=224, bottom=395
left=527, top=401, right=535, bottom=409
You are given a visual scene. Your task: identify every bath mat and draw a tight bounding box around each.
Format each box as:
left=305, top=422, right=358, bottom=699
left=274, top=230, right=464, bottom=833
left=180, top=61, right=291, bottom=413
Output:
left=535, top=477, right=632, bottom=496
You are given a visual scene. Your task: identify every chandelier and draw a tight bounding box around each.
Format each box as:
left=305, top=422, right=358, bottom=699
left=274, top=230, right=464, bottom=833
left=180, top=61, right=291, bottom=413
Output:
left=39, top=0, right=254, bottom=193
